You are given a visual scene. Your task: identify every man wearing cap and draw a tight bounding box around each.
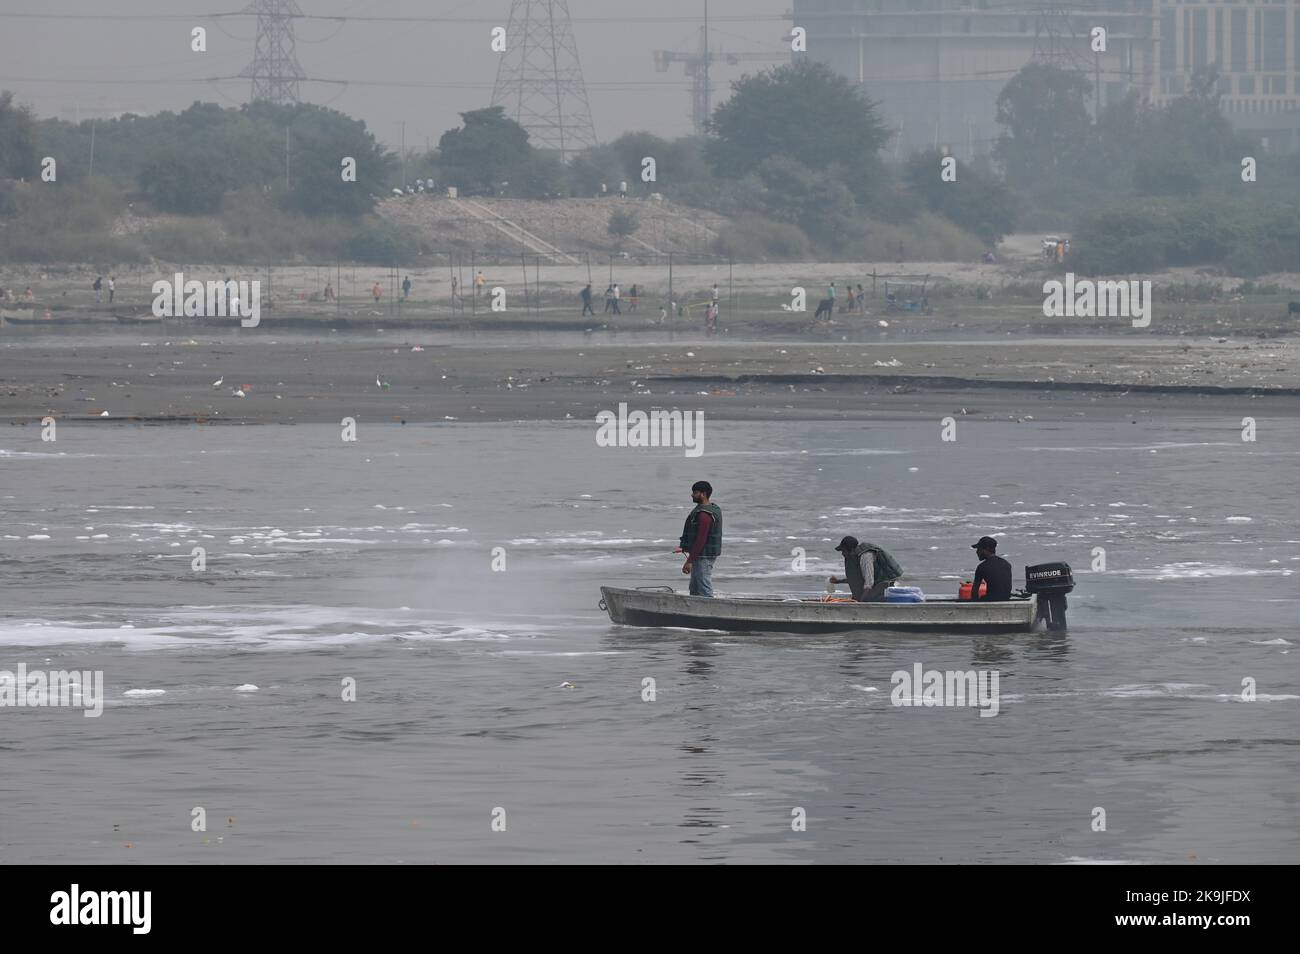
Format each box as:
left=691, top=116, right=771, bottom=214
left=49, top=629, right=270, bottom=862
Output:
left=829, top=537, right=903, bottom=602
left=970, top=536, right=1012, bottom=601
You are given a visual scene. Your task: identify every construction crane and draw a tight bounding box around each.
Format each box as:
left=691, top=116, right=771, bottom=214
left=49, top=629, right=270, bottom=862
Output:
left=654, top=31, right=788, bottom=135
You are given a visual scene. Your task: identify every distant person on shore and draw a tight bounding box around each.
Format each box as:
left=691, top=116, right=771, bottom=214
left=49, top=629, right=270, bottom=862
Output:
left=675, top=480, right=722, bottom=598
left=600, top=182, right=607, bottom=197
left=324, top=282, right=335, bottom=301
left=856, top=283, right=865, bottom=310
left=475, top=271, right=486, bottom=296
left=108, top=276, right=116, bottom=304
left=627, top=284, right=638, bottom=312
left=24, top=287, right=34, bottom=301
left=93, top=275, right=103, bottom=304
left=604, top=284, right=615, bottom=313
left=580, top=282, right=595, bottom=316
left=619, top=180, right=628, bottom=198
left=372, top=282, right=382, bottom=303
left=658, top=303, right=668, bottom=324
left=829, top=537, right=904, bottom=602
left=846, top=284, right=857, bottom=313
left=612, top=283, right=622, bottom=314
left=711, top=284, right=720, bottom=308
left=402, top=275, right=412, bottom=300
left=969, top=536, right=1012, bottom=601
left=827, top=281, right=836, bottom=310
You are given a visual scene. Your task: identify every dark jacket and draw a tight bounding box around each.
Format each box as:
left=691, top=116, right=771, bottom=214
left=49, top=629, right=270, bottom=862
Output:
left=973, top=555, right=1012, bottom=601
left=844, top=542, right=903, bottom=601
left=680, top=503, right=722, bottom=558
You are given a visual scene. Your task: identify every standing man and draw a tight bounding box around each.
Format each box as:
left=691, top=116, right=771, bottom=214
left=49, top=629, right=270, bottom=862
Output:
left=969, top=536, right=1012, bottom=601
left=676, top=481, right=722, bottom=598
left=829, top=536, right=903, bottom=602
left=827, top=281, right=836, bottom=311
left=108, top=276, right=116, bottom=305
left=93, top=275, right=103, bottom=304
left=580, top=282, right=595, bottom=316
left=402, top=275, right=412, bottom=300
left=612, top=282, right=622, bottom=314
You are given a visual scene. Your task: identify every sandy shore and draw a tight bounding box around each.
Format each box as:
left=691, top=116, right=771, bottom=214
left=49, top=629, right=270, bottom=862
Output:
left=2, top=329, right=1296, bottom=426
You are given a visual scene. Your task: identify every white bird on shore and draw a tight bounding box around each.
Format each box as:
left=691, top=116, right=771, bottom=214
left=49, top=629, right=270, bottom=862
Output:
left=231, top=388, right=246, bottom=398
left=376, top=375, right=390, bottom=390
left=211, top=375, right=223, bottom=388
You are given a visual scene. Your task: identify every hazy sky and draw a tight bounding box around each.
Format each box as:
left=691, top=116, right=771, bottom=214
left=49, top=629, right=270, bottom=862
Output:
left=1, top=0, right=791, bottom=148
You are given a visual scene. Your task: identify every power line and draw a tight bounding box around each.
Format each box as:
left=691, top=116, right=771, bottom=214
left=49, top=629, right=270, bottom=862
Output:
left=0, top=11, right=793, bottom=23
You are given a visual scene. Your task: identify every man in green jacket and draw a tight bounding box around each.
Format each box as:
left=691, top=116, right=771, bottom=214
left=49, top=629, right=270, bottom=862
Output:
left=676, top=480, right=722, bottom=597
left=829, top=536, right=903, bottom=602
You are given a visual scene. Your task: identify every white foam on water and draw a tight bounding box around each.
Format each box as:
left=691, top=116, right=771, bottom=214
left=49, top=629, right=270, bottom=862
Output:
left=707, top=448, right=905, bottom=457
left=0, top=449, right=99, bottom=458
left=233, top=684, right=259, bottom=692
left=1123, top=562, right=1289, bottom=580
left=508, top=536, right=655, bottom=546
left=500, top=650, right=626, bottom=657
left=0, top=605, right=537, bottom=651
left=1250, top=638, right=1293, bottom=645
left=123, top=689, right=166, bottom=697
left=1057, top=857, right=1140, bottom=865
left=1101, top=683, right=1211, bottom=699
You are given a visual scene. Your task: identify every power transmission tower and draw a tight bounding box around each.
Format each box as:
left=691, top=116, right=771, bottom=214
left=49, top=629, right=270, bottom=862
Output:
left=1031, top=2, right=1093, bottom=71
left=240, top=0, right=307, bottom=105
left=491, top=0, right=598, bottom=160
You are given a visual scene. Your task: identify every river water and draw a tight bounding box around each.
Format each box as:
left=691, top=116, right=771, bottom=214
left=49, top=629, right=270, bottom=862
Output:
left=1, top=415, right=1296, bottom=863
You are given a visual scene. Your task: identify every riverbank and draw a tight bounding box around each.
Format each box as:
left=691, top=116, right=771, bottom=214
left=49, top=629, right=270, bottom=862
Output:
left=2, top=332, right=1296, bottom=426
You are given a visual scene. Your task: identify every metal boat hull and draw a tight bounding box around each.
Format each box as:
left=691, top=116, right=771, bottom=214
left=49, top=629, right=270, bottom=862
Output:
left=599, top=586, right=1039, bottom=634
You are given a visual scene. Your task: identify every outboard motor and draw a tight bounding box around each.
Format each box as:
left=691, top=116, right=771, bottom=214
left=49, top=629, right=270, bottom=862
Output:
left=1025, top=562, right=1073, bottom=631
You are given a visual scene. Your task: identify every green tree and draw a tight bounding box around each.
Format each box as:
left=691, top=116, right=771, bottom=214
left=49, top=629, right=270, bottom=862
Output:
left=0, top=90, right=39, bottom=179
left=903, top=149, right=1019, bottom=243
left=139, top=152, right=230, bottom=213
left=994, top=63, right=1093, bottom=185
left=254, top=102, right=393, bottom=217
left=707, top=61, right=889, bottom=178
left=437, top=106, right=532, bottom=196
left=607, top=207, right=639, bottom=242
